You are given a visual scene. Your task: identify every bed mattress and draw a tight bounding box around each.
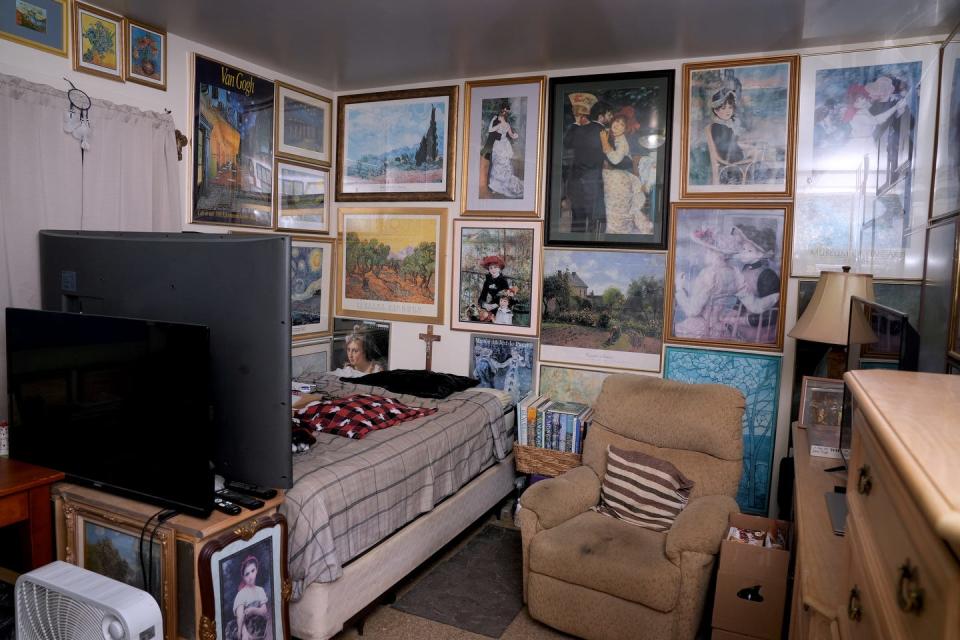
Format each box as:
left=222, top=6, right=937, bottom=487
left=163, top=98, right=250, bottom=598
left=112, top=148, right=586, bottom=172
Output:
left=282, top=376, right=514, bottom=598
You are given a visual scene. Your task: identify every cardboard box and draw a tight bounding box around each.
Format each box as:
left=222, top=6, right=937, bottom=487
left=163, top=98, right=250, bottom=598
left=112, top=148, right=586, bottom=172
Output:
left=712, top=513, right=791, bottom=640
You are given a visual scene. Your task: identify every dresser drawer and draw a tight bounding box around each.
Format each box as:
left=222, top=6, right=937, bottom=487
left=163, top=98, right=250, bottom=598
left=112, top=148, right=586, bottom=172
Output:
left=0, top=491, right=29, bottom=527
left=843, top=520, right=886, bottom=640
left=847, top=411, right=960, bottom=640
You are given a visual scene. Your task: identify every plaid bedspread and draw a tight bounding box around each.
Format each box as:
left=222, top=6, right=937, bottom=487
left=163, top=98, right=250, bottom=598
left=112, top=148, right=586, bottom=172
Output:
left=282, top=376, right=513, bottom=599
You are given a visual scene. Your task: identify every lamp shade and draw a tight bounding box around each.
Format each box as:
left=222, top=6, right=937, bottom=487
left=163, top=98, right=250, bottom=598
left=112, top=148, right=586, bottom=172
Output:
left=789, top=268, right=875, bottom=345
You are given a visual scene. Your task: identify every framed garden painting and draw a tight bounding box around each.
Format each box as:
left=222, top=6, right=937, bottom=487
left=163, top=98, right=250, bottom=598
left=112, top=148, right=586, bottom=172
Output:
left=337, top=208, right=446, bottom=323
left=537, top=364, right=617, bottom=406
left=72, top=1, right=123, bottom=81
left=545, top=70, right=674, bottom=249
left=792, top=44, right=938, bottom=279
left=124, top=18, right=165, bottom=90
left=666, top=203, right=789, bottom=351
left=275, top=81, right=332, bottom=166
left=191, top=54, right=275, bottom=228
left=451, top=218, right=542, bottom=336
left=274, top=160, right=329, bottom=233
left=291, top=236, right=334, bottom=339
left=292, top=338, right=332, bottom=379
left=931, top=37, right=960, bottom=219
left=681, top=55, right=798, bottom=198
left=540, top=247, right=665, bottom=371
left=199, top=514, right=290, bottom=640
left=461, top=76, right=545, bottom=217
left=0, top=0, right=68, bottom=57
left=664, top=346, right=782, bottom=515
left=336, top=86, right=457, bottom=201
left=469, top=334, right=537, bottom=405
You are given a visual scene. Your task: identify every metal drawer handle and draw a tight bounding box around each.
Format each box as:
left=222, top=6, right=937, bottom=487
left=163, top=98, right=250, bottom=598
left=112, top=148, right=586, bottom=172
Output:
left=897, top=560, right=925, bottom=615
left=857, top=464, right=872, bottom=495
left=848, top=586, right=863, bottom=622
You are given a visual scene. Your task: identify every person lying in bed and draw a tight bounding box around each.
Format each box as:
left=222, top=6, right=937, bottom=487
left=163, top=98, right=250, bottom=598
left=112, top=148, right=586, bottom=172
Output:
left=332, top=327, right=385, bottom=378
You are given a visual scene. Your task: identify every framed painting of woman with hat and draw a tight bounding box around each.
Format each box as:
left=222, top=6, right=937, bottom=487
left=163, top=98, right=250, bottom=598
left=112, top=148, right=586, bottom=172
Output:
left=451, top=218, right=542, bottom=336
left=681, top=55, right=799, bottom=199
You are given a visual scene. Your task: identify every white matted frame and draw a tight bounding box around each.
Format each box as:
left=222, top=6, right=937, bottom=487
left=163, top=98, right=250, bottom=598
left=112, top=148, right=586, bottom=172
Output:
left=932, top=37, right=960, bottom=220
left=461, top=76, right=545, bottom=216
left=292, top=337, right=332, bottom=379
left=275, top=160, right=330, bottom=234
left=291, top=236, right=334, bottom=339
left=798, top=375, right=844, bottom=427
left=275, top=81, right=333, bottom=166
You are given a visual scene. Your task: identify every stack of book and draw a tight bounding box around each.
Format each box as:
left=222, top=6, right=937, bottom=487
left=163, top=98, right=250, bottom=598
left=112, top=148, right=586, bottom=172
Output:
left=516, top=394, right=593, bottom=454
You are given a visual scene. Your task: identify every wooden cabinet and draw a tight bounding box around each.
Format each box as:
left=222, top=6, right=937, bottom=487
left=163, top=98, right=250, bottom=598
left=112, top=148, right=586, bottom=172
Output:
left=52, top=482, right=283, bottom=640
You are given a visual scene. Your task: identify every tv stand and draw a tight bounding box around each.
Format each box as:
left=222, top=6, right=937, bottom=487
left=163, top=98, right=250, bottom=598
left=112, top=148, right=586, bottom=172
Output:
left=52, top=482, right=283, bottom=640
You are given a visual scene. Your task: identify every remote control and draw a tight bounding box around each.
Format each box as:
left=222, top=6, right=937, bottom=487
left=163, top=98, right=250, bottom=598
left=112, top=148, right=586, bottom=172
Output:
left=224, top=480, right=278, bottom=500
left=217, top=489, right=265, bottom=510
left=213, top=497, right=241, bottom=516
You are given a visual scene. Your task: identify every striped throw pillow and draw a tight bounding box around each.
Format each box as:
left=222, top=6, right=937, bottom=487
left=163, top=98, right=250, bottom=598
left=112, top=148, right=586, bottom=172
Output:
left=594, top=445, right=694, bottom=532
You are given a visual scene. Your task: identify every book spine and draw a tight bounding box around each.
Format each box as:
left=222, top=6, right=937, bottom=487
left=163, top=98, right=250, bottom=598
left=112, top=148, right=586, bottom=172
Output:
left=516, top=400, right=527, bottom=446
left=536, top=403, right=547, bottom=448
left=564, top=414, right=574, bottom=453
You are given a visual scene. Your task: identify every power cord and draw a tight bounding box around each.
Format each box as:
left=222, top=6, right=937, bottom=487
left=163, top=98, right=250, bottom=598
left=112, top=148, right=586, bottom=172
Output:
left=138, top=509, right=166, bottom=592
left=146, top=509, right=178, bottom=599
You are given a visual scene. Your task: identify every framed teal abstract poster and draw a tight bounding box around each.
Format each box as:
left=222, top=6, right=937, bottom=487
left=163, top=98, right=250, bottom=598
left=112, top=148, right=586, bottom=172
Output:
left=664, top=346, right=781, bottom=514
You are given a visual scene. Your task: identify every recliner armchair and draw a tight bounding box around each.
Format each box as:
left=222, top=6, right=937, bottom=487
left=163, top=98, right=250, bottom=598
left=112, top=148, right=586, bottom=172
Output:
left=518, top=374, right=745, bottom=640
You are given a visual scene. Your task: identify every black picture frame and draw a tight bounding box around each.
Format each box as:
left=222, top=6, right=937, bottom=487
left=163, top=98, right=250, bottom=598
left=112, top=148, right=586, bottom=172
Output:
left=545, top=70, right=675, bottom=249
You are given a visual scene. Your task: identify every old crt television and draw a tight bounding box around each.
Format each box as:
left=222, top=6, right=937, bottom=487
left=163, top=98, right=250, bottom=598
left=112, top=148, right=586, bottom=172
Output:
left=7, top=308, right=214, bottom=516
left=39, top=230, right=292, bottom=489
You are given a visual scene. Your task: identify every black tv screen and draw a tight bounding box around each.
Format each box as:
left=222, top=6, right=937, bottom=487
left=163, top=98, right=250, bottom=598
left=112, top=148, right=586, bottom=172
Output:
left=39, top=230, right=292, bottom=489
left=7, top=308, right=214, bottom=516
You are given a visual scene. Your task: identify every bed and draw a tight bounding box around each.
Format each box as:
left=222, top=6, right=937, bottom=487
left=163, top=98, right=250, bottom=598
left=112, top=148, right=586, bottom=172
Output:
left=282, top=374, right=517, bottom=640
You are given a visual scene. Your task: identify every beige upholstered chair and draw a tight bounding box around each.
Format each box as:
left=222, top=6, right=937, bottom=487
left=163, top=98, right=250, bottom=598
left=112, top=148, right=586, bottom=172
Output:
left=518, top=374, right=744, bottom=640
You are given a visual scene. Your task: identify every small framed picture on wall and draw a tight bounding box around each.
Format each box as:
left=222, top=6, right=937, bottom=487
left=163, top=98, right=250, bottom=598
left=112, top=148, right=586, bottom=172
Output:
left=124, top=18, right=166, bottom=90
left=275, top=82, right=333, bottom=166
left=275, top=160, right=330, bottom=234
left=0, top=0, right=68, bottom=57
left=72, top=2, right=124, bottom=81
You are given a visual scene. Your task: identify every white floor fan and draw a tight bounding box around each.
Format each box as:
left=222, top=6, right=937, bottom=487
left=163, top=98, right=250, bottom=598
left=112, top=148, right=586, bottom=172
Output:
left=15, top=561, right=162, bottom=640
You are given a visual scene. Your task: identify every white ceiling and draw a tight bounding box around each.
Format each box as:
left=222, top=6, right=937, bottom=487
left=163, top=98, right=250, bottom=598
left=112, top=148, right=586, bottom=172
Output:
left=98, top=0, right=960, bottom=91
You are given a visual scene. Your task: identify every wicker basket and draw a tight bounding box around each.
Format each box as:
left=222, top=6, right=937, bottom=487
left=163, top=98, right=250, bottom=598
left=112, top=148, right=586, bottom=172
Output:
left=513, top=443, right=581, bottom=477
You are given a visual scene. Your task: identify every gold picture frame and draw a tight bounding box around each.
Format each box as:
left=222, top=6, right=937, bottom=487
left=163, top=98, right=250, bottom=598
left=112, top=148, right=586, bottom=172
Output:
left=0, top=0, right=68, bottom=57
left=274, top=158, right=330, bottom=234
left=460, top=75, right=545, bottom=217
left=71, top=1, right=124, bottom=82
left=680, top=54, right=798, bottom=199
left=275, top=81, right=333, bottom=166
left=124, top=17, right=166, bottom=90
left=336, top=207, right=446, bottom=323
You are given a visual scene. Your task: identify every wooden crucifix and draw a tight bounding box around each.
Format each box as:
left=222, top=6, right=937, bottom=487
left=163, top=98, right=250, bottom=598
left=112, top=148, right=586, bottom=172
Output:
left=418, top=325, right=442, bottom=371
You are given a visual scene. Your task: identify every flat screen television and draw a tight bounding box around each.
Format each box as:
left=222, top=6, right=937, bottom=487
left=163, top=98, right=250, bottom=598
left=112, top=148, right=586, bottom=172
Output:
left=7, top=308, right=214, bottom=516
left=38, top=230, right=292, bottom=489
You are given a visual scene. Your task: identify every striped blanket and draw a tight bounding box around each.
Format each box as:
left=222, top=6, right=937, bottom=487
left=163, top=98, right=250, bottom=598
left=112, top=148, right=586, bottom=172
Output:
left=282, top=376, right=513, bottom=599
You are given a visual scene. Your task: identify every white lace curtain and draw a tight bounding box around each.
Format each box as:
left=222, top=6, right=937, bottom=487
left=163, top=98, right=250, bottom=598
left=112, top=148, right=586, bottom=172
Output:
left=0, top=72, right=182, bottom=419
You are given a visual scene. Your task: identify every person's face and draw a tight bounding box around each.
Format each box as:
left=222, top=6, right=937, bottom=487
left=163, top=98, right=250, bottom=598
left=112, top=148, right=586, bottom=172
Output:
left=714, top=101, right=734, bottom=121
left=488, top=264, right=501, bottom=278
left=854, top=95, right=870, bottom=110
left=499, top=297, right=510, bottom=308
left=598, top=110, right=613, bottom=125
left=243, top=562, right=257, bottom=587
left=610, top=119, right=626, bottom=136
left=347, top=340, right=367, bottom=367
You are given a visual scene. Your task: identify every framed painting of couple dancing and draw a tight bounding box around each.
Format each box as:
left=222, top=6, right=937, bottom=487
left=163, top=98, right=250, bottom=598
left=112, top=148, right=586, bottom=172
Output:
left=545, top=70, right=674, bottom=249
left=792, top=44, right=939, bottom=279
left=681, top=55, right=798, bottom=199
left=469, top=334, right=537, bottom=406
left=461, top=76, right=545, bottom=217
left=666, top=203, right=791, bottom=351
left=451, top=218, right=542, bottom=337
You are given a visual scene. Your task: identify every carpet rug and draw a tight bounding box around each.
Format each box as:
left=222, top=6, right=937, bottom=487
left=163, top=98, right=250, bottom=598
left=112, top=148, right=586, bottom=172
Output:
left=392, top=524, right=523, bottom=638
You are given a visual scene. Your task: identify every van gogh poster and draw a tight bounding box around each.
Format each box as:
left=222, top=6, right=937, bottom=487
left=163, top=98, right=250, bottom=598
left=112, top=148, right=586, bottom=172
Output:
left=192, top=54, right=274, bottom=228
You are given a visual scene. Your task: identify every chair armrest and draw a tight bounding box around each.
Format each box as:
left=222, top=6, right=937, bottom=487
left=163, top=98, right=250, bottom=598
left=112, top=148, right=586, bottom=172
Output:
left=519, top=466, right=601, bottom=529
left=665, top=494, right=739, bottom=564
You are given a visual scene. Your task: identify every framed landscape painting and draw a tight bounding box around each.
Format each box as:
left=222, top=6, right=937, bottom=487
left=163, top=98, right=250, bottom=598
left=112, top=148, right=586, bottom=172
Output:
left=292, top=338, right=331, bottom=379
left=336, top=86, right=457, bottom=201
left=545, top=70, right=674, bottom=249
left=540, top=248, right=665, bottom=371
left=931, top=38, right=960, bottom=219
left=667, top=203, right=789, bottom=351
left=538, top=364, right=619, bottom=406
left=681, top=55, right=798, bottom=198
left=274, top=160, right=329, bottom=233
left=337, top=208, right=446, bottom=323
left=191, top=54, right=274, bottom=228
left=451, top=218, right=542, bottom=336
left=290, top=237, right=333, bottom=339
left=125, top=18, right=165, bottom=89
left=72, top=1, right=123, bottom=81
left=275, top=81, right=332, bottom=166
left=0, top=0, right=68, bottom=57
left=469, top=334, right=537, bottom=405
left=461, top=76, right=545, bottom=217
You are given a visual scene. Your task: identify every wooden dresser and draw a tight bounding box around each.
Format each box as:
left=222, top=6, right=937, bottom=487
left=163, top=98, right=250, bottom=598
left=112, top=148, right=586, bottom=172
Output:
left=839, top=370, right=960, bottom=639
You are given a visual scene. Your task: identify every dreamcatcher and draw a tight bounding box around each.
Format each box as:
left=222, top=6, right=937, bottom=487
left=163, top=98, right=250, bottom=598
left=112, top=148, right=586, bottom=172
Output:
left=63, top=78, right=92, bottom=150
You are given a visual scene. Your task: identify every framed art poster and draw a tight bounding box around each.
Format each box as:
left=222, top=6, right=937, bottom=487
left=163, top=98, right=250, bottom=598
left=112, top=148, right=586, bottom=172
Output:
left=537, top=364, right=621, bottom=406
left=469, top=334, right=537, bottom=405
left=331, top=318, right=390, bottom=375
left=191, top=54, right=274, bottom=228
left=292, top=338, right=332, bottom=380
left=124, top=18, right=165, bottom=89
left=275, top=160, right=329, bottom=233
left=337, top=208, right=446, bottom=323
left=0, top=0, right=67, bottom=57
left=291, top=237, right=334, bottom=339
left=461, top=76, right=545, bottom=216
left=545, top=70, right=674, bottom=249
left=931, top=37, right=960, bottom=219
left=275, top=81, right=332, bottom=166
left=72, top=2, right=123, bottom=81
left=792, top=44, right=939, bottom=278
left=681, top=55, right=798, bottom=198
left=666, top=203, right=789, bottom=351
left=540, top=248, right=665, bottom=371
left=664, top=346, right=782, bottom=515
left=451, top=218, right=542, bottom=336
left=199, top=514, right=290, bottom=640
left=336, top=86, right=457, bottom=201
